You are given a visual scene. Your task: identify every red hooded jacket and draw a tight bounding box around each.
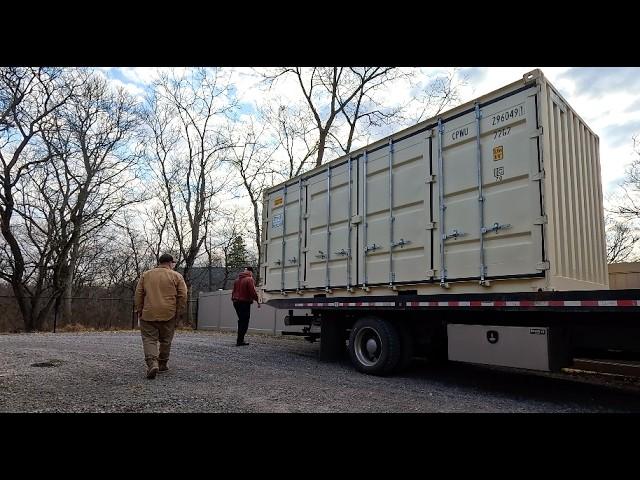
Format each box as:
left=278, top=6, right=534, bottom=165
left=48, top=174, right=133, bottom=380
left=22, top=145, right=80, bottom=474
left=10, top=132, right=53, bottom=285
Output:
left=231, top=271, right=259, bottom=303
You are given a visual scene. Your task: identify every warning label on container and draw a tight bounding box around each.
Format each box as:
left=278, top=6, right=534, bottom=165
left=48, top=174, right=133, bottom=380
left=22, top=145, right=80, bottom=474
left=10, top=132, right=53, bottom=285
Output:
left=273, top=196, right=283, bottom=207
left=493, top=146, right=504, bottom=161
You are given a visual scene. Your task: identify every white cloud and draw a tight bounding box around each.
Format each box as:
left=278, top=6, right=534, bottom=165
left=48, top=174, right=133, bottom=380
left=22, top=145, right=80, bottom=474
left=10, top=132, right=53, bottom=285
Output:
left=119, top=67, right=159, bottom=85
left=106, top=77, right=146, bottom=98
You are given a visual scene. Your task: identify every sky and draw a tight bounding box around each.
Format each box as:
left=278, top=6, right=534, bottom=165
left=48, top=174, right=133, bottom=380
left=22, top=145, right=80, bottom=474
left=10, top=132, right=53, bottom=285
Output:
left=98, top=67, right=640, bottom=206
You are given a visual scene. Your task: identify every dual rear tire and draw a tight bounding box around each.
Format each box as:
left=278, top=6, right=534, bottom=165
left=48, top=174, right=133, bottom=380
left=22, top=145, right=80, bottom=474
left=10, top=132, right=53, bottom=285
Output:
left=348, top=317, right=413, bottom=375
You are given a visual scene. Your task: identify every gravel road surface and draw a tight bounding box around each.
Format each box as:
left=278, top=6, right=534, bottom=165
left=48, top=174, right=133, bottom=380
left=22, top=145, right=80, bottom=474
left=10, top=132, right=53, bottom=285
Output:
left=1, top=330, right=639, bottom=413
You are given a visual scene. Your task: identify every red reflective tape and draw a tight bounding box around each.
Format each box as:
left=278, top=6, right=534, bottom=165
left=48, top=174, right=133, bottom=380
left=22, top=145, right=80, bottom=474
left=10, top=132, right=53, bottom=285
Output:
left=520, top=300, right=533, bottom=307
left=449, top=301, right=459, bottom=307
left=549, top=300, right=564, bottom=307
left=582, top=300, right=598, bottom=307
left=617, top=300, right=635, bottom=307
left=494, top=301, right=506, bottom=307
left=470, top=301, right=482, bottom=307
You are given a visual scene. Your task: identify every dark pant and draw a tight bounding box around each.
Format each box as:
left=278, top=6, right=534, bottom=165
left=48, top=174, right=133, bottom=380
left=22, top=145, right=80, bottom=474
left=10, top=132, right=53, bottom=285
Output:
left=233, top=301, right=251, bottom=344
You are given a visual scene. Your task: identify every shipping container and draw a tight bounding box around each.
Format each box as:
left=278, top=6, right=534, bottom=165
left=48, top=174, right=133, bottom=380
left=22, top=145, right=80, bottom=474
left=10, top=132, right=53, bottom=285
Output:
left=261, top=69, right=608, bottom=298
left=255, top=69, right=640, bottom=377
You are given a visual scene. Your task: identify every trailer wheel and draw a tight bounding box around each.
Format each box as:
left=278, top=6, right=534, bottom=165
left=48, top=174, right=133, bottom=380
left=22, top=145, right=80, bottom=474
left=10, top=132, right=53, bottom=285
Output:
left=396, top=322, right=414, bottom=373
left=348, top=317, right=401, bottom=375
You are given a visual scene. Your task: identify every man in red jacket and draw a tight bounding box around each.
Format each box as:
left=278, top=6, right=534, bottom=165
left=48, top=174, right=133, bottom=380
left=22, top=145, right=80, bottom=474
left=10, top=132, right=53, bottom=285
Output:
left=231, top=266, right=260, bottom=346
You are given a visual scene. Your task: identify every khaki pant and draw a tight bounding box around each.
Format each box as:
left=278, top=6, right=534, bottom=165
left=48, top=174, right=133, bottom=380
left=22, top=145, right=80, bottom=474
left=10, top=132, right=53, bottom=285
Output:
left=140, top=317, right=177, bottom=368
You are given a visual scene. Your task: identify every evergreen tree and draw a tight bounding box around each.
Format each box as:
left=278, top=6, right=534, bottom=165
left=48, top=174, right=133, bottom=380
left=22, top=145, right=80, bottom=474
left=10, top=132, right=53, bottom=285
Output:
left=226, top=236, right=249, bottom=268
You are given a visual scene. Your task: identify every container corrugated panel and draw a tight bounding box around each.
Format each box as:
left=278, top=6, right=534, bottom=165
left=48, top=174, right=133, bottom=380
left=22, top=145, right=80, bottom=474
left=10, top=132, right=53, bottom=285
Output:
left=261, top=69, right=609, bottom=298
left=538, top=77, right=609, bottom=290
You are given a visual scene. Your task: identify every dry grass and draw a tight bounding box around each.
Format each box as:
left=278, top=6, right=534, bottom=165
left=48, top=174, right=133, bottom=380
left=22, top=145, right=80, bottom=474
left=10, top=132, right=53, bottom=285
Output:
left=56, top=323, right=137, bottom=333
left=57, top=324, right=98, bottom=332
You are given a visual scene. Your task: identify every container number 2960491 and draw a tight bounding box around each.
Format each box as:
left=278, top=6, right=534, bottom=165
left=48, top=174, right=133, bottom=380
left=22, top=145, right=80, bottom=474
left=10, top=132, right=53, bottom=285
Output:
left=492, top=105, right=524, bottom=125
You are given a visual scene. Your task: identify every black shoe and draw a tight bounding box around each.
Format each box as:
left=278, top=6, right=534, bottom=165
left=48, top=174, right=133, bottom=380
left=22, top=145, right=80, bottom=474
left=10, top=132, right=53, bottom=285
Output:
left=235, top=342, right=249, bottom=346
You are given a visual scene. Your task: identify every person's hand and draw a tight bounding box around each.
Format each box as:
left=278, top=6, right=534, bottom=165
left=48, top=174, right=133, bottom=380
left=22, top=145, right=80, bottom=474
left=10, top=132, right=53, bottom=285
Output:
left=257, top=302, right=261, bottom=309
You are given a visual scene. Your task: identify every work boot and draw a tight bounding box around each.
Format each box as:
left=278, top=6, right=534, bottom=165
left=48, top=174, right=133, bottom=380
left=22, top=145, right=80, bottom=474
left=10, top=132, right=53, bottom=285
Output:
left=158, top=360, right=168, bottom=373
left=146, top=358, right=159, bottom=379
left=235, top=342, right=249, bottom=346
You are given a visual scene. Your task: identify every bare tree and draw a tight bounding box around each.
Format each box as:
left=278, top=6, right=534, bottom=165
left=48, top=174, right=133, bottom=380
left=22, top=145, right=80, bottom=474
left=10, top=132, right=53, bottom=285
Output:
left=408, top=68, right=467, bottom=124
left=260, top=101, right=318, bottom=179
left=143, top=68, right=237, bottom=325
left=606, top=215, right=639, bottom=263
left=329, top=68, right=412, bottom=155
left=225, top=116, right=280, bottom=282
left=202, top=221, right=224, bottom=292
left=614, top=136, right=640, bottom=220
left=41, top=70, right=143, bottom=325
left=101, top=208, right=162, bottom=294
left=263, top=67, right=405, bottom=167
left=261, top=67, right=465, bottom=168
left=0, top=67, right=77, bottom=330
left=606, top=135, right=640, bottom=263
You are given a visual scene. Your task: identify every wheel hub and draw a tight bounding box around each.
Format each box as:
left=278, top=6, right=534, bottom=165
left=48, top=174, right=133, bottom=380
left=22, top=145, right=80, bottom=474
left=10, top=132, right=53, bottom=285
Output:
left=366, top=338, right=378, bottom=355
left=354, top=326, right=383, bottom=367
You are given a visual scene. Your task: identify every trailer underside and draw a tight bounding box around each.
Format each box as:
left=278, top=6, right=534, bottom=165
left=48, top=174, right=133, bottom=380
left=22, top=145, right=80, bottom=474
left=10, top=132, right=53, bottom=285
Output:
left=269, top=289, right=640, bottom=376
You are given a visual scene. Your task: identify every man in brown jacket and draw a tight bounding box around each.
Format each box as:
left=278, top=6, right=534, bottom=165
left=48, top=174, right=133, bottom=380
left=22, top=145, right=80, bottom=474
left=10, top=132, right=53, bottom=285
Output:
left=135, top=253, right=188, bottom=379
left=231, top=266, right=260, bottom=346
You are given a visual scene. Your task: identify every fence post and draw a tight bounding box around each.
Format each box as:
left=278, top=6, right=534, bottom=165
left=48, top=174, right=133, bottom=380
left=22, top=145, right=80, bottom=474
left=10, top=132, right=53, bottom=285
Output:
left=273, top=308, right=277, bottom=336
left=131, top=300, right=135, bottom=330
left=194, top=294, right=199, bottom=330
left=53, top=296, right=60, bottom=333
left=218, top=290, right=223, bottom=330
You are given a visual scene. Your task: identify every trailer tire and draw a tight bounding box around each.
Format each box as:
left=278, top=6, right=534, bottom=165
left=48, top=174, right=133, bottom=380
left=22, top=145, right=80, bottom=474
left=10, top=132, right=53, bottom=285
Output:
left=395, top=322, right=414, bottom=373
left=348, top=317, right=401, bottom=375
left=320, top=315, right=347, bottom=361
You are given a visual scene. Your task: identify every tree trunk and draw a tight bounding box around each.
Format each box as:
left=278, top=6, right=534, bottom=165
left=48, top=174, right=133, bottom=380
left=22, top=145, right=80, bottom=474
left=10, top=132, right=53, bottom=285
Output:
left=252, top=199, right=262, bottom=284
left=1, top=191, right=31, bottom=331
left=62, top=279, right=73, bottom=325
left=11, top=283, right=34, bottom=331
left=62, top=243, right=79, bottom=325
left=222, top=265, right=230, bottom=290
left=34, top=290, right=58, bottom=331
left=186, top=283, right=193, bottom=328
left=315, top=130, right=328, bottom=167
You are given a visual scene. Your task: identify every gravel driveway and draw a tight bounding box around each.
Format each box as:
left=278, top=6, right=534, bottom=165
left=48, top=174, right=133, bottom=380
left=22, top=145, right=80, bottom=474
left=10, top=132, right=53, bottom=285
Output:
left=1, top=330, right=639, bottom=413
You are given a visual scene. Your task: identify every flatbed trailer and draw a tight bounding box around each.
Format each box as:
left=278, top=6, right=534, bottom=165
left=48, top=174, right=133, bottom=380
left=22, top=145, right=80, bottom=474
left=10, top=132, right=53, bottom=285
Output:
left=269, top=289, right=640, bottom=375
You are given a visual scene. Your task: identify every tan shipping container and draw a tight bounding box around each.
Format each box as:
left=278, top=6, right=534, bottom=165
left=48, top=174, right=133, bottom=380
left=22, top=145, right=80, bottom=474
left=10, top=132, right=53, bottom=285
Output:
left=261, top=69, right=609, bottom=299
